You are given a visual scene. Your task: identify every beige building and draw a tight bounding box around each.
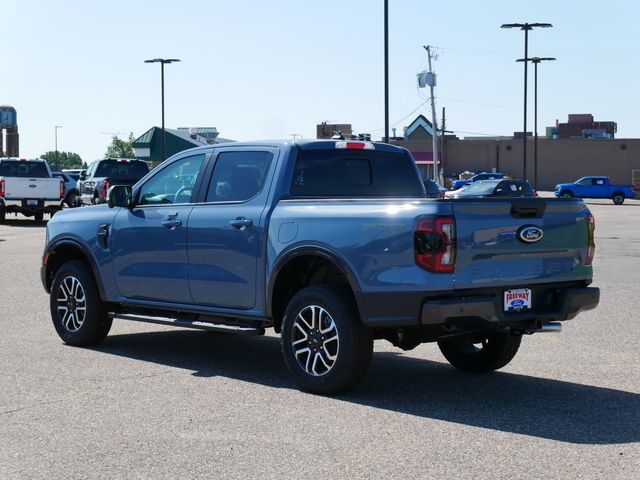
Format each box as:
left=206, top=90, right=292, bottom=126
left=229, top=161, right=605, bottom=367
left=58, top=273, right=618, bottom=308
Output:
left=390, top=115, right=640, bottom=190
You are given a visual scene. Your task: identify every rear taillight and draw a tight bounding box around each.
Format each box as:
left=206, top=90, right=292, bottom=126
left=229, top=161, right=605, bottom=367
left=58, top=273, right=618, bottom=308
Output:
left=0, top=179, right=5, bottom=197
left=414, top=216, right=456, bottom=273
left=632, top=186, right=638, bottom=193
left=586, top=212, right=595, bottom=265
left=102, top=179, right=110, bottom=199
left=60, top=180, right=65, bottom=199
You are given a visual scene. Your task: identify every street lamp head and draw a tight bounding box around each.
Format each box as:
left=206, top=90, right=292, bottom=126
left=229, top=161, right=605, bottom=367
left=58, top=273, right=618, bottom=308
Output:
left=516, top=57, right=557, bottom=63
left=144, top=58, right=181, bottom=64
left=501, top=22, right=553, bottom=30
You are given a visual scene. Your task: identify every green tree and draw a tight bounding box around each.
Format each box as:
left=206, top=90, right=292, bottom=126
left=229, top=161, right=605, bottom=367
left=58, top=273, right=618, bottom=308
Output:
left=105, top=132, right=135, bottom=158
left=40, top=151, right=84, bottom=170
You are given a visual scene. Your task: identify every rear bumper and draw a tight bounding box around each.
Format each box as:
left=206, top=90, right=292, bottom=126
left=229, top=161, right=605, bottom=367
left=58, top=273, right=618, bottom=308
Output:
left=1, top=198, right=62, bottom=213
left=420, top=286, right=599, bottom=328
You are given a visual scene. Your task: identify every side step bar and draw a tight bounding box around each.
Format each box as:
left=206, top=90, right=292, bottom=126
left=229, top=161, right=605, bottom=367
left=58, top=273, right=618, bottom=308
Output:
left=109, top=312, right=265, bottom=336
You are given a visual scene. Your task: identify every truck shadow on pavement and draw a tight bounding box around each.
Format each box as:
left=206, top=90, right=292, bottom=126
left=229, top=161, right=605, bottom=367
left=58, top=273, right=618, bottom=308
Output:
left=94, top=329, right=640, bottom=445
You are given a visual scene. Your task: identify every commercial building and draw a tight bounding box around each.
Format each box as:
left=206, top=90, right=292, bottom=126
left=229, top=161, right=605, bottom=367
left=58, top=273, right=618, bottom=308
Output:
left=387, top=114, right=639, bottom=190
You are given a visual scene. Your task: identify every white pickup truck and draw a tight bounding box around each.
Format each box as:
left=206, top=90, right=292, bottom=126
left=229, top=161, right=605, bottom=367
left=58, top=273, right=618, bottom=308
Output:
left=0, top=158, right=64, bottom=222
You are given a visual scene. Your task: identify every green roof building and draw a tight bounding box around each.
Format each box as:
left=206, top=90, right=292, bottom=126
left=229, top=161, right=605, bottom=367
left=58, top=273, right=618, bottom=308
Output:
left=132, top=127, right=234, bottom=166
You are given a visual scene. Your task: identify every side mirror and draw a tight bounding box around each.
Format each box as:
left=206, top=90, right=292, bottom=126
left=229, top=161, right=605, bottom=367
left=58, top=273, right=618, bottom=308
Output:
left=79, top=172, right=86, bottom=181
left=107, top=185, right=132, bottom=208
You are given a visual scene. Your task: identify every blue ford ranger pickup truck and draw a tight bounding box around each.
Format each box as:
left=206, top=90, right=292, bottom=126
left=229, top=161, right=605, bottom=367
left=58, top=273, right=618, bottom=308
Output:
left=41, top=140, right=599, bottom=394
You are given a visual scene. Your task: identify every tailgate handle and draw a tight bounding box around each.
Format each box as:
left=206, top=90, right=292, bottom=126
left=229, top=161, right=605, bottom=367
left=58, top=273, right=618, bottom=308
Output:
left=511, top=201, right=546, bottom=218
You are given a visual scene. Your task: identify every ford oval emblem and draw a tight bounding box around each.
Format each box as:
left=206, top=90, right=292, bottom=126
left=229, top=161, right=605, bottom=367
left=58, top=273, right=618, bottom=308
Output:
left=517, top=225, right=544, bottom=244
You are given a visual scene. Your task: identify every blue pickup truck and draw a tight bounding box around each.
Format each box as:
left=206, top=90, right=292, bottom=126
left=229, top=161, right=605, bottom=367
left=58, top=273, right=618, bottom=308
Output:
left=41, top=140, right=599, bottom=394
left=554, top=176, right=638, bottom=205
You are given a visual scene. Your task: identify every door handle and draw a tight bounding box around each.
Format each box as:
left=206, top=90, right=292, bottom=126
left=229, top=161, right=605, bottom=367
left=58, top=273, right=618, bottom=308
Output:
left=229, top=217, right=253, bottom=229
left=161, top=218, right=183, bottom=230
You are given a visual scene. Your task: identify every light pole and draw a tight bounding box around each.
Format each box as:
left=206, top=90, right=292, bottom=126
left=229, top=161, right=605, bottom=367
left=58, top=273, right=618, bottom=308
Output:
left=54, top=125, right=63, bottom=170
left=383, top=0, right=389, bottom=143
left=517, top=56, right=556, bottom=189
left=144, top=58, right=180, bottom=162
left=501, top=22, right=552, bottom=181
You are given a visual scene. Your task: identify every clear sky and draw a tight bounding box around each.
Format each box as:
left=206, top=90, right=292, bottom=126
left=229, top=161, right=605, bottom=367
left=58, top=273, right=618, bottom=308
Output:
left=3, top=0, right=639, bottom=162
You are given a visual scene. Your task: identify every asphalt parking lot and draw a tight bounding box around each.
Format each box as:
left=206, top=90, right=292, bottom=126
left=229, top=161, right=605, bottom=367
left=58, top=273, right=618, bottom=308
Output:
left=1, top=199, right=639, bottom=479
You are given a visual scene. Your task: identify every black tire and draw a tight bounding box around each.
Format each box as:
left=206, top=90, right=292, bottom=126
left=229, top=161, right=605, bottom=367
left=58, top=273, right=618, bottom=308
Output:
left=34, top=212, right=44, bottom=222
left=0, top=207, right=5, bottom=223
left=281, top=285, right=373, bottom=394
left=64, top=190, right=78, bottom=207
left=560, top=191, right=573, bottom=198
left=437, top=331, right=522, bottom=373
left=50, top=260, right=112, bottom=346
left=612, top=193, right=625, bottom=205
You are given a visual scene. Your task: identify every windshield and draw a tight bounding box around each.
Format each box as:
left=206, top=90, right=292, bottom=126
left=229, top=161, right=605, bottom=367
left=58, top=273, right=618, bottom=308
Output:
left=95, top=160, right=149, bottom=178
left=458, top=180, right=500, bottom=195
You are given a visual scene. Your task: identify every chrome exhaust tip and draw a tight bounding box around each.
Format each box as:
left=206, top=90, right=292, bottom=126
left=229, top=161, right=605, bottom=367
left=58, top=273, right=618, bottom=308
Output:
left=534, top=322, right=563, bottom=333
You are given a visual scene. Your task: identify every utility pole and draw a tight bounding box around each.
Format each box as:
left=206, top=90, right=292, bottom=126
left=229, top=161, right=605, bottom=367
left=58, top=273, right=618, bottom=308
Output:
left=423, top=45, right=439, bottom=182
left=440, top=107, right=446, bottom=184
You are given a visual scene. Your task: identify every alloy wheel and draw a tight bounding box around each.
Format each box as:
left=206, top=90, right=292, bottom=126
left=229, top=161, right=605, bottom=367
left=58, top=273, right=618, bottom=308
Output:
left=291, top=305, right=339, bottom=376
left=56, top=276, right=87, bottom=332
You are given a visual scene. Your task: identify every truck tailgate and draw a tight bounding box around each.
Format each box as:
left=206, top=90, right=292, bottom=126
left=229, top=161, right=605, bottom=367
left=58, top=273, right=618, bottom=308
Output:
left=3, top=177, right=61, bottom=200
left=452, top=198, right=592, bottom=289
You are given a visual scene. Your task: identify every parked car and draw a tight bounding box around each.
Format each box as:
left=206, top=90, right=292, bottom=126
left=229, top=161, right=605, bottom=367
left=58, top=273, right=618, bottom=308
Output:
left=42, top=140, right=599, bottom=394
left=450, top=171, right=505, bottom=190
left=0, top=157, right=64, bottom=222
left=554, top=176, right=638, bottom=205
left=52, top=172, right=80, bottom=207
left=76, top=158, right=149, bottom=206
left=422, top=178, right=446, bottom=198
left=445, top=179, right=536, bottom=199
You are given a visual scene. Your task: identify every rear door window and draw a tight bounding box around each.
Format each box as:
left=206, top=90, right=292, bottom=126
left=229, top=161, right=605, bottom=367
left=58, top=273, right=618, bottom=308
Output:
left=291, top=149, right=423, bottom=197
left=205, top=151, right=272, bottom=202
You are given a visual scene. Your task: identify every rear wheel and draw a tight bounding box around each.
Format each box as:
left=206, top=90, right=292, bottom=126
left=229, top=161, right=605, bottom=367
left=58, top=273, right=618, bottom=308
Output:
left=612, top=193, right=625, bottom=205
left=437, top=331, right=522, bottom=373
left=281, top=285, right=373, bottom=394
left=50, top=260, right=112, bottom=346
left=34, top=212, right=44, bottom=222
left=0, top=207, right=5, bottom=223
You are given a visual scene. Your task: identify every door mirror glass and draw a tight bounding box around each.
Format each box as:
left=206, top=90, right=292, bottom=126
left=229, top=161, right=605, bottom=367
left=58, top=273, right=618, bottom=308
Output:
left=107, top=185, right=132, bottom=208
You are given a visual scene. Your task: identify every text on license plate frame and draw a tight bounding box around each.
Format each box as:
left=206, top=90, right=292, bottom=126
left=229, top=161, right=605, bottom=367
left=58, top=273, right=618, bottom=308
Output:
left=504, top=288, right=532, bottom=312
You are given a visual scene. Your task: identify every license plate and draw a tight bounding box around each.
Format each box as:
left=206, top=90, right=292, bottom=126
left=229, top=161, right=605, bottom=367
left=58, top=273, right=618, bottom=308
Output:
left=27, top=199, right=38, bottom=206
left=504, top=288, right=532, bottom=312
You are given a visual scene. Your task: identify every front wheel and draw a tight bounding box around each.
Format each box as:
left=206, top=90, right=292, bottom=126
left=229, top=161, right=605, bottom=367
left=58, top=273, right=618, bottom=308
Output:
left=437, top=331, right=522, bottom=373
left=281, top=285, right=373, bottom=394
left=560, top=191, right=573, bottom=198
left=50, top=260, right=112, bottom=346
